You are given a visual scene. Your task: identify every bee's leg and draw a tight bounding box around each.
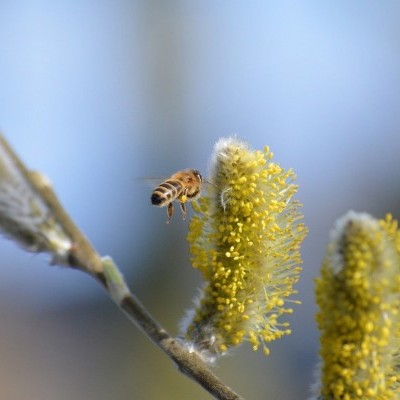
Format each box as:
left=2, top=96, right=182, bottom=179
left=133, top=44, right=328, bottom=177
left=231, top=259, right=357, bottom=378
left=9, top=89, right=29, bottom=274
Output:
left=166, top=202, right=174, bottom=224
left=179, top=202, right=187, bottom=220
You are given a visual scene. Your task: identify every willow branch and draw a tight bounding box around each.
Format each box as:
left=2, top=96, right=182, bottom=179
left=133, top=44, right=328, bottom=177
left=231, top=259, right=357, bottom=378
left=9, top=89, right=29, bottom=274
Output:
left=0, top=134, right=243, bottom=400
left=102, top=258, right=242, bottom=400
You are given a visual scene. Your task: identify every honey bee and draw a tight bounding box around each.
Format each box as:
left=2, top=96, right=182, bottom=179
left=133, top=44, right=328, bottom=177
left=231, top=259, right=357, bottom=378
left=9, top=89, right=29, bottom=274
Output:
left=151, top=169, right=203, bottom=223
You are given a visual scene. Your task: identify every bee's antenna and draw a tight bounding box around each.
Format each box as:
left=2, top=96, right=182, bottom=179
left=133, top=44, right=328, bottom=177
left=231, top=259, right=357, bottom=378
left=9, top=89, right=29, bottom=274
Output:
left=204, top=179, right=217, bottom=188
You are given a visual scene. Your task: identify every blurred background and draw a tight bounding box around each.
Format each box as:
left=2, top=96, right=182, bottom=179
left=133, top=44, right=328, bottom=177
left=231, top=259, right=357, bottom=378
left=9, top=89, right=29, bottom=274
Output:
left=0, top=1, right=400, bottom=399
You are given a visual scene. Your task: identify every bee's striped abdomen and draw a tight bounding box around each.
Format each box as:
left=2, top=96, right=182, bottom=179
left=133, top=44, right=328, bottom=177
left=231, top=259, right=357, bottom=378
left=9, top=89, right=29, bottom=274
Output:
left=151, top=180, right=182, bottom=206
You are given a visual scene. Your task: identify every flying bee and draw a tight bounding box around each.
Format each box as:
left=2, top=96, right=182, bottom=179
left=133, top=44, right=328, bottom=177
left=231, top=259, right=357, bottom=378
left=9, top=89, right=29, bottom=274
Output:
left=151, top=169, right=203, bottom=223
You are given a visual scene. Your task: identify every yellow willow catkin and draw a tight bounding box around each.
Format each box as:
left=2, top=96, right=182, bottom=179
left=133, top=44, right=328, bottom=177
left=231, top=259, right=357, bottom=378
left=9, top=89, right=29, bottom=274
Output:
left=181, top=137, right=307, bottom=362
left=312, top=212, right=400, bottom=400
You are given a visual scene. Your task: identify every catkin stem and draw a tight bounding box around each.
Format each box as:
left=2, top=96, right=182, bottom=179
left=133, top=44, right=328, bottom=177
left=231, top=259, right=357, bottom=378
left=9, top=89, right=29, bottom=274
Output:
left=119, top=293, right=242, bottom=400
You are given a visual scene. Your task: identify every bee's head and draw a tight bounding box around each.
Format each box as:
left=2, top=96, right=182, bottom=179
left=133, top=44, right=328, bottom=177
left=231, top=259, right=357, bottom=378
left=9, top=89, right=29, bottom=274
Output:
left=193, top=170, right=203, bottom=182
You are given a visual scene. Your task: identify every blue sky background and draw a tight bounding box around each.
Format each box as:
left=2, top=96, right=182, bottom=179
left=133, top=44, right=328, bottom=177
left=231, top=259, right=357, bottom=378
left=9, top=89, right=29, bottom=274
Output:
left=1, top=2, right=400, bottom=399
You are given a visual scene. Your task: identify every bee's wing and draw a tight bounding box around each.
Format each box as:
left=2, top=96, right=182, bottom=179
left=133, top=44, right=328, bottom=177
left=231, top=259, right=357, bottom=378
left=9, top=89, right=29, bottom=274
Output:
left=133, top=177, right=166, bottom=189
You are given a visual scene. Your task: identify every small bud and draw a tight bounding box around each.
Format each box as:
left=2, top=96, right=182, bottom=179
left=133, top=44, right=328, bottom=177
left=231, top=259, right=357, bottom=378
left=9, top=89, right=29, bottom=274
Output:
left=0, top=136, right=73, bottom=265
